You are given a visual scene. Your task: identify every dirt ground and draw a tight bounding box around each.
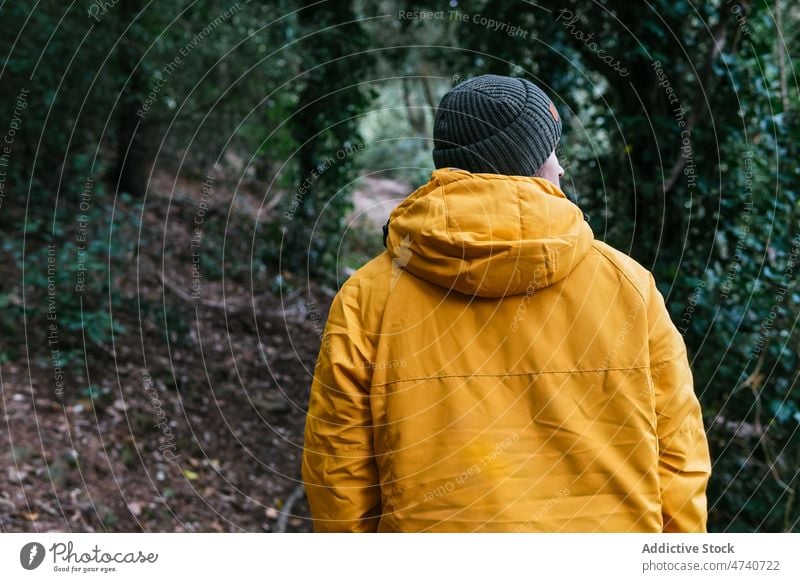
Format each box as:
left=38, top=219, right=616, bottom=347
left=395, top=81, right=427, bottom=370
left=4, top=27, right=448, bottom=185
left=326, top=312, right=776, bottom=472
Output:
left=0, top=170, right=413, bottom=533
left=1, top=294, right=322, bottom=533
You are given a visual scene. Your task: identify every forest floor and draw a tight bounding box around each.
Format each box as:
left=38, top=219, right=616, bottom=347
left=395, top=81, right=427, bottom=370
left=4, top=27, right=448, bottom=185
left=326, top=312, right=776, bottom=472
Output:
left=0, top=171, right=407, bottom=532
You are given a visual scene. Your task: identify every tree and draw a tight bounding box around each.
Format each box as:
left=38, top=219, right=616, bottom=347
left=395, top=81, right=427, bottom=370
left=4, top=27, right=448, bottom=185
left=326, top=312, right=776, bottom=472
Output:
left=282, top=0, right=376, bottom=279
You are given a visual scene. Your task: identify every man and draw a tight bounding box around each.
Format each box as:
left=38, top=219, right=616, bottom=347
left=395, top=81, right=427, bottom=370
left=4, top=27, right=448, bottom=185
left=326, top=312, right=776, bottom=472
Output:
left=302, top=74, right=711, bottom=532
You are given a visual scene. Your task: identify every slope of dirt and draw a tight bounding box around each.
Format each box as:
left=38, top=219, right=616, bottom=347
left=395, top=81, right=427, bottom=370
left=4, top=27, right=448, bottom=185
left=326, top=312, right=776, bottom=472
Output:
left=0, top=170, right=335, bottom=533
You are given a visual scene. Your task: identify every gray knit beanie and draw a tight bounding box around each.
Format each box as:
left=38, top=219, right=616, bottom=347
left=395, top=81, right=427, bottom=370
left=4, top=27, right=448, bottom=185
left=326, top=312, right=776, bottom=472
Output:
left=432, top=74, right=562, bottom=176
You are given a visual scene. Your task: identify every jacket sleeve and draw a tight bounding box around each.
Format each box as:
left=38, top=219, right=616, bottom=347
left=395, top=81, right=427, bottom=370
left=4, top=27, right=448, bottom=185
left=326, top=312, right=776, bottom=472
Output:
left=301, top=285, right=381, bottom=532
left=646, top=274, right=712, bottom=533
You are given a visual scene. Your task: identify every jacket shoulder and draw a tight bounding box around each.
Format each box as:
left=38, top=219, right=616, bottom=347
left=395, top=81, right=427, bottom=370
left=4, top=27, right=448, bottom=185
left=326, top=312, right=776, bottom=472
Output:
left=339, top=252, right=393, bottom=294
left=588, top=240, right=653, bottom=303
left=333, top=252, right=393, bottom=327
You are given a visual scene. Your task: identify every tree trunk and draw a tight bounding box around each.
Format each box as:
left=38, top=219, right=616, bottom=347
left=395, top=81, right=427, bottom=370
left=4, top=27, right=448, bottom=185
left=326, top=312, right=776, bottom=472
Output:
left=115, top=0, right=149, bottom=197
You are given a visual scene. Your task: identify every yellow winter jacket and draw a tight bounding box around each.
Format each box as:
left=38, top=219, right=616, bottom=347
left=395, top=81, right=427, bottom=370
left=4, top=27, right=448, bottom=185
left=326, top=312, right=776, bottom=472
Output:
left=302, top=168, right=711, bottom=532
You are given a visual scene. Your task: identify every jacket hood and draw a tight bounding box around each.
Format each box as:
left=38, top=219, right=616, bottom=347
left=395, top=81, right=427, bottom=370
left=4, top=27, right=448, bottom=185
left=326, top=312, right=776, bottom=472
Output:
left=386, top=168, right=594, bottom=298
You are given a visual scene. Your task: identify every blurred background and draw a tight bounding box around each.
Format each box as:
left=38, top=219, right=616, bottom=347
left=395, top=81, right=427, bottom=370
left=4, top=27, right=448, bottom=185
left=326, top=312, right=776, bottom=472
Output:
left=0, top=0, right=797, bottom=532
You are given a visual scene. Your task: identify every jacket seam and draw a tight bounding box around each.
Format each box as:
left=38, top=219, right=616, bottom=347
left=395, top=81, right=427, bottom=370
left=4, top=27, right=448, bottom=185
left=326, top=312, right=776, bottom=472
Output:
left=651, top=350, right=684, bottom=369
left=515, top=182, right=527, bottom=288
left=515, top=180, right=523, bottom=240
left=590, top=244, right=648, bottom=305
left=439, top=174, right=454, bottom=245
left=372, top=365, right=651, bottom=387
left=440, top=176, right=471, bottom=289
left=660, top=423, right=705, bottom=442
left=306, top=444, right=375, bottom=454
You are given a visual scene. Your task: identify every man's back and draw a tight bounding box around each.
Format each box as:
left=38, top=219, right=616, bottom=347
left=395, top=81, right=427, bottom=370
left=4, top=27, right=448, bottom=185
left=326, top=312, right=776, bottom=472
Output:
left=302, top=168, right=711, bottom=532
